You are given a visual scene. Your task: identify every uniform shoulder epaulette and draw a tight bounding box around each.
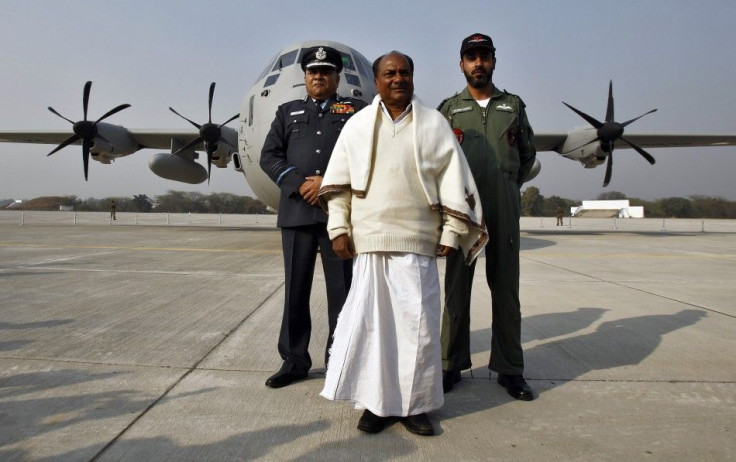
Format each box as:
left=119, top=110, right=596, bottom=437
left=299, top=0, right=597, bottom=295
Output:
left=436, top=92, right=459, bottom=111
left=500, top=89, right=526, bottom=108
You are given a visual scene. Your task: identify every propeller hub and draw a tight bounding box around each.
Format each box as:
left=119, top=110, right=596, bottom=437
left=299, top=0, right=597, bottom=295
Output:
left=73, top=120, right=97, bottom=140
left=200, top=123, right=221, bottom=143
left=597, top=122, right=623, bottom=142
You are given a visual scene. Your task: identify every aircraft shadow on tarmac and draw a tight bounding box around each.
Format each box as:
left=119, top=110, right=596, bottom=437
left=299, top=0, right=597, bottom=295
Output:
left=443, top=308, right=707, bottom=419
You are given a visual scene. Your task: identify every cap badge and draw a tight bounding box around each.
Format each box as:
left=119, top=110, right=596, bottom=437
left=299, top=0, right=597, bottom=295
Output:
left=316, top=47, right=327, bottom=60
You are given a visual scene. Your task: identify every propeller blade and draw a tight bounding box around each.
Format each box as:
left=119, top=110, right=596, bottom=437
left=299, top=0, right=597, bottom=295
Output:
left=169, top=107, right=201, bottom=129
left=620, top=137, right=656, bottom=165
left=208, top=82, right=215, bottom=124
left=218, top=113, right=240, bottom=128
left=94, top=103, right=131, bottom=124
left=206, top=150, right=212, bottom=184
left=562, top=102, right=603, bottom=129
left=82, top=81, right=92, bottom=121
left=47, top=107, right=75, bottom=124
left=171, top=136, right=203, bottom=157
left=47, top=134, right=81, bottom=156
left=620, top=109, right=657, bottom=128
left=82, top=138, right=92, bottom=181
left=605, top=80, right=614, bottom=123
left=603, top=151, right=613, bottom=187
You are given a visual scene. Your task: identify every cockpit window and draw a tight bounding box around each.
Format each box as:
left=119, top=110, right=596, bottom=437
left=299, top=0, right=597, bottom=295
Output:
left=264, top=74, right=280, bottom=87
left=256, top=52, right=279, bottom=82
left=339, top=52, right=356, bottom=72
left=271, top=49, right=299, bottom=72
left=355, top=53, right=373, bottom=78
left=344, top=74, right=361, bottom=86
left=354, top=54, right=369, bottom=78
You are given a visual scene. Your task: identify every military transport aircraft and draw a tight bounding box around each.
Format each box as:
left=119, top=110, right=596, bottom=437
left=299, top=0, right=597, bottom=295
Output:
left=2, top=39, right=736, bottom=210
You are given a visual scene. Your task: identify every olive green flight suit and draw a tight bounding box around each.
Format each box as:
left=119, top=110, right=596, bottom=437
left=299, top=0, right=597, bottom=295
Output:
left=439, top=86, right=536, bottom=375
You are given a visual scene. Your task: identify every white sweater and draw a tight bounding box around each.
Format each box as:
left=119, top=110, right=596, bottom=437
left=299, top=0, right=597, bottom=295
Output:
left=320, top=96, right=488, bottom=264
left=326, top=110, right=465, bottom=257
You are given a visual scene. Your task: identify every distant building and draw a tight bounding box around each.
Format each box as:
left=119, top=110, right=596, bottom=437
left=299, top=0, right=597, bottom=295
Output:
left=59, top=205, right=74, bottom=211
left=571, top=200, right=644, bottom=218
left=4, top=200, right=23, bottom=209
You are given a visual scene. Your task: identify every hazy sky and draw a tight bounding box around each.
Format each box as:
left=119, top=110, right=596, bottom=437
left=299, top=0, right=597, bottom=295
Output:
left=2, top=0, right=736, bottom=201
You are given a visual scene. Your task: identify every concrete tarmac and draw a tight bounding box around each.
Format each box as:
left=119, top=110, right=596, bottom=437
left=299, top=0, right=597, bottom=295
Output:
left=1, top=213, right=735, bottom=461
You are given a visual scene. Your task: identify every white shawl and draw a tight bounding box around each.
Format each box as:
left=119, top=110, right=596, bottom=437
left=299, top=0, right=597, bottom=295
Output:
left=320, top=95, right=488, bottom=263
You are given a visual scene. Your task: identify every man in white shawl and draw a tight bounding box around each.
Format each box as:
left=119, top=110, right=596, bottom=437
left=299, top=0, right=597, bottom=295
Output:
left=318, top=51, right=487, bottom=436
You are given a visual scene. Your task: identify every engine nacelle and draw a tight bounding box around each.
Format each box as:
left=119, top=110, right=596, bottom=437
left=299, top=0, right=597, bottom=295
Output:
left=94, top=123, right=140, bottom=155
left=148, top=153, right=208, bottom=184
left=580, top=154, right=606, bottom=169
left=522, top=158, right=541, bottom=183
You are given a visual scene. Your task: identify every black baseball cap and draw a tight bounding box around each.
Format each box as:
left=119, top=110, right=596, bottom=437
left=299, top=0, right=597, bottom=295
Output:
left=460, top=33, right=496, bottom=56
left=300, top=46, right=343, bottom=73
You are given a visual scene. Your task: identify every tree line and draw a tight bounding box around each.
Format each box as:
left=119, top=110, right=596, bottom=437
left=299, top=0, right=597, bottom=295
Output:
left=520, top=187, right=736, bottom=218
left=5, top=189, right=736, bottom=218
left=5, top=191, right=270, bottom=214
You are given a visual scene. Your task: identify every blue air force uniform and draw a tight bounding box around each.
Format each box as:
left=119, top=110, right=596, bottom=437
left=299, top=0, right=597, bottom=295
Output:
left=260, top=47, right=367, bottom=380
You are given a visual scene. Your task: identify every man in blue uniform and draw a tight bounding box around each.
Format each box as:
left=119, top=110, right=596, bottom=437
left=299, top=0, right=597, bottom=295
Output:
left=260, top=46, right=367, bottom=388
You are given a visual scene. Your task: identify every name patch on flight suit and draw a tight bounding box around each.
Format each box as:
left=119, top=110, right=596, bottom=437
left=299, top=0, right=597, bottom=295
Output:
left=290, top=110, right=305, bottom=116
left=330, top=103, right=355, bottom=114
left=451, top=106, right=473, bottom=114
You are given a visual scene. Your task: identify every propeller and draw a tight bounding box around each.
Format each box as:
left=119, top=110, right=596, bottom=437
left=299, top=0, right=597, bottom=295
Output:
left=563, top=81, right=657, bottom=187
left=169, top=82, right=239, bottom=183
left=47, top=81, right=131, bottom=181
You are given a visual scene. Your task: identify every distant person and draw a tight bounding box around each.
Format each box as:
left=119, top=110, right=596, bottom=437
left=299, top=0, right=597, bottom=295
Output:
left=556, top=205, right=564, bottom=226
left=259, top=46, right=367, bottom=389
left=109, top=200, right=116, bottom=220
left=319, top=51, right=487, bottom=436
left=438, top=33, right=537, bottom=400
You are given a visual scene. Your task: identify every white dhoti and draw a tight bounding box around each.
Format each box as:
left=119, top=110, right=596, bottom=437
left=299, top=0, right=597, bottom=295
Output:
left=320, top=252, right=444, bottom=417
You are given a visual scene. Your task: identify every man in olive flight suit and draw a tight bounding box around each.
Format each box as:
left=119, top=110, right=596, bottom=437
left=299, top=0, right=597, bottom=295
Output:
left=439, top=33, right=537, bottom=400
left=260, top=46, right=367, bottom=388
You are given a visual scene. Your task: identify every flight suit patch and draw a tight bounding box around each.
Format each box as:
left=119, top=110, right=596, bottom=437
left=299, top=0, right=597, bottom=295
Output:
left=496, top=103, right=514, bottom=112
left=453, top=128, right=464, bottom=144
left=506, top=126, right=518, bottom=146
left=451, top=106, right=473, bottom=114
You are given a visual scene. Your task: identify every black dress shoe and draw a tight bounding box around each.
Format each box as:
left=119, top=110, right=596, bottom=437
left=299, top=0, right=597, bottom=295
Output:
left=357, top=410, right=392, bottom=434
left=497, top=374, right=535, bottom=401
left=442, top=369, right=461, bottom=393
left=401, top=413, right=435, bottom=436
left=265, top=369, right=307, bottom=388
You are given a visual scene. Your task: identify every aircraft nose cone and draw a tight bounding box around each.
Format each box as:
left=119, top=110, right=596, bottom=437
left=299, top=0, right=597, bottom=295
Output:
left=598, top=122, right=624, bottom=142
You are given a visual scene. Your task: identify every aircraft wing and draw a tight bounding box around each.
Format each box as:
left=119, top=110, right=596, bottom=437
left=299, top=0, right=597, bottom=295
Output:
left=533, top=134, right=569, bottom=152
left=0, top=129, right=200, bottom=150
left=612, top=134, right=736, bottom=149
left=533, top=132, right=736, bottom=153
